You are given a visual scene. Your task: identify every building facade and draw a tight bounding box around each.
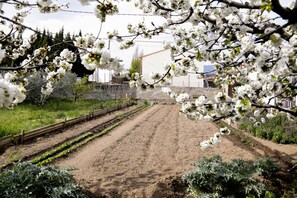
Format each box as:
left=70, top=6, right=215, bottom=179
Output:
left=141, top=49, right=211, bottom=87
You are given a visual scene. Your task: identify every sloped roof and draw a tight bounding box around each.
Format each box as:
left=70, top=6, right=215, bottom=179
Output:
left=140, top=49, right=169, bottom=59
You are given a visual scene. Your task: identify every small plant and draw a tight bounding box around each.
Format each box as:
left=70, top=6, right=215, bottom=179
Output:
left=129, top=47, right=142, bottom=75
left=264, top=191, right=276, bottom=198
left=72, top=76, right=95, bottom=102
left=255, top=158, right=281, bottom=179
left=183, top=155, right=281, bottom=198
left=8, top=151, right=23, bottom=163
left=143, top=100, right=148, bottom=105
left=0, top=162, right=87, bottom=198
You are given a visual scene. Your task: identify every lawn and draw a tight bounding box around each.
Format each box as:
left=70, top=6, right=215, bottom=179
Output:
left=0, top=98, right=125, bottom=138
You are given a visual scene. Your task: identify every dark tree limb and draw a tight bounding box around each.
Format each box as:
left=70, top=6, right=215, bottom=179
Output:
left=271, top=0, right=297, bottom=24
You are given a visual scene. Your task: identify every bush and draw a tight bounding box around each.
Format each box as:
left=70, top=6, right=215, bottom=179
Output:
left=183, top=155, right=280, bottom=198
left=0, top=162, right=87, bottom=198
left=72, top=76, right=95, bottom=102
left=25, top=71, right=48, bottom=105
left=254, top=158, right=281, bottom=179
left=239, top=114, right=297, bottom=144
left=52, top=72, right=77, bottom=98
left=26, top=71, right=78, bottom=105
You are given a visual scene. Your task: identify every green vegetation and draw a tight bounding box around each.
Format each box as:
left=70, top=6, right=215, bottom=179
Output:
left=183, top=155, right=280, bottom=198
left=0, top=162, right=86, bottom=198
left=129, top=47, right=142, bottom=75
left=0, top=98, right=124, bottom=138
left=32, top=121, right=123, bottom=166
left=31, top=105, right=147, bottom=166
left=72, top=76, right=95, bottom=102
left=30, top=132, right=93, bottom=165
left=239, top=114, right=297, bottom=144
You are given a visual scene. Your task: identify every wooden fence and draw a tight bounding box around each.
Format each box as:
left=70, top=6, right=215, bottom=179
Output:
left=0, top=102, right=132, bottom=150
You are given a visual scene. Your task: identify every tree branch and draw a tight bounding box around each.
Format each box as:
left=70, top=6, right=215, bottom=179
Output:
left=251, top=103, right=297, bottom=117
left=271, top=0, right=297, bottom=24
left=218, top=0, right=261, bottom=9
left=0, top=14, right=41, bottom=35
left=152, top=0, right=174, bottom=12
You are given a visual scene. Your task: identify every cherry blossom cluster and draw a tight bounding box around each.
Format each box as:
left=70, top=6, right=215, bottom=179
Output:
left=94, top=1, right=118, bottom=22
left=0, top=73, right=26, bottom=108
left=36, top=0, right=68, bottom=13
left=41, top=48, right=76, bottom=96
left=112, top=0, right=296, bottom=149
left=73, top=34, right=122, bottom=73
left=0, top=1, right=124, bottom=107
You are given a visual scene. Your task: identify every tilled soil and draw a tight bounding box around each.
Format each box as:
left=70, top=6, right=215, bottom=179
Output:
left=55, top=105, right=269, bottom=197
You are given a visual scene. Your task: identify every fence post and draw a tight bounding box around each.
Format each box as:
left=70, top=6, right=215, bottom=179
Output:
left=63, top=118, right=67, bottom=127
left=21, top=130, right=24, bottom=144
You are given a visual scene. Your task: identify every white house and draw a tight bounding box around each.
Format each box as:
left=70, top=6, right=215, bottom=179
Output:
left=141, top=49, right=213, bottom=87
left=88, top=68, right=113, bottom=83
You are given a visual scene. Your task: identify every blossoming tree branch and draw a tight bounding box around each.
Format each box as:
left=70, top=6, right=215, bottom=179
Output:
left=0, top=0, right=296, bottom=150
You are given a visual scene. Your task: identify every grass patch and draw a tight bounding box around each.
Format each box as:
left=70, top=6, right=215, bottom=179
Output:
left=0, top=98, right=125, bottom=138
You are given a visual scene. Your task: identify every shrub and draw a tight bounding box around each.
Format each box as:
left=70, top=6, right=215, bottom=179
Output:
left=183, top=155, right=281, bottom=198
left=254, top=158, right=281, bottom=179
left=25, top=70, right=48, bottom=105
left=0, top=162, right=87, bottom=198
left=52, top=72, right=77, bottom=98
left=239, top=114, right=297, bottom=144
left=72, top=76, right=95, bottom=102
left=26, top=71, right=78, bottom=105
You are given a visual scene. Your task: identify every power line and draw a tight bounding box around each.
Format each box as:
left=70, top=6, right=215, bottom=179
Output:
left=60, top=9, right=156, bottom=16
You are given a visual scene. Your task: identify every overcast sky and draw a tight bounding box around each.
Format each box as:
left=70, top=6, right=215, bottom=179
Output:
left=3, top=0, right=172, bottom=68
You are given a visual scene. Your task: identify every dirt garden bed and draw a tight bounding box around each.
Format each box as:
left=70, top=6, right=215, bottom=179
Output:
left=53, top=105, right=297, bottom=197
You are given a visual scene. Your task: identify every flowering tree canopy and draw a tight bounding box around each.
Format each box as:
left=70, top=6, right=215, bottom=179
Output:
left=0, top=0, right=297, bottom=149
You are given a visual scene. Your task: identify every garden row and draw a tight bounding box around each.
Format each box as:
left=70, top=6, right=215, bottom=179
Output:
left=29, top=104, right=148, bottom=166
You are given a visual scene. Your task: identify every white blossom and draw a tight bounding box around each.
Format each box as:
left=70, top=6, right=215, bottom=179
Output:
left=195, top=96, right=207, bottom=107
left=37, top=0, right=53, bottom=7
left=150, top=72, right=161, bottom=80
left=0, top=78, right=26, bottom=108
left=176, top=93, right=190, bottom=103
left=60, top=49, right=76, bottom=62
left=254, top=110, right=261, bottom=117
left=41, top=82, right=53, bottom=96
left=162, top=87, right=172, bottom=95
left=200, top=140, right=212, bottom=151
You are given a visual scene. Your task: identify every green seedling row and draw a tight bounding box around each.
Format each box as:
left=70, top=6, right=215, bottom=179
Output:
left=31, top=104, right=149, bottom=166
left=36, top=121, right=123, bottom=166
left=31, top=132, right=93, bottom=164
